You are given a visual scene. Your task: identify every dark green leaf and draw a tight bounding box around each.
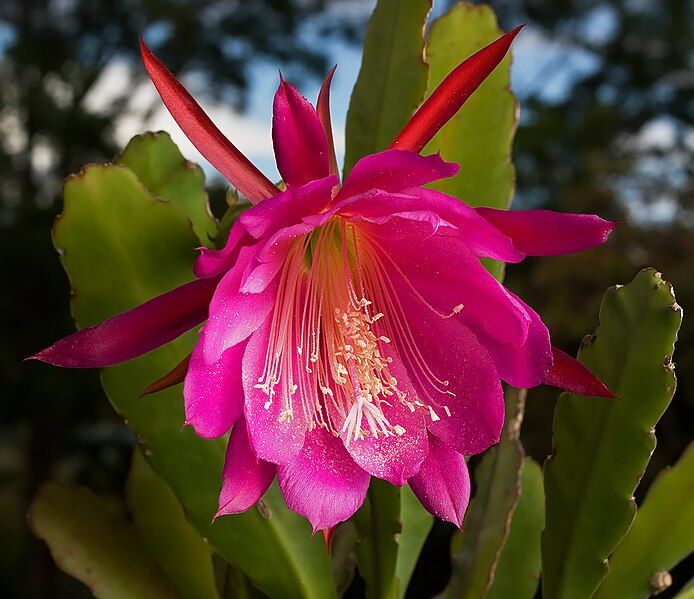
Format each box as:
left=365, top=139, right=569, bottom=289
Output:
left=542, top=268, right=682, bottom=599
left=126, top=450, right=218, bottom=599
left=395, top=486, right=433, bottom=597
left=28, top=483, right=176, bottom=598
left=486, top=458, right=544, bottom=599
left=595, top=443, right=694, bottom=599
left=445, top=388, right=526, bottom=598
left=344, top=0, right=431, bottom=174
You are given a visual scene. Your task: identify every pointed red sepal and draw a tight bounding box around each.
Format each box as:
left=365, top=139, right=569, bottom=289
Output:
left=316, top=65, right=339, bottom=177
left=140, top=353, right=191, bottom=397
left=390, top=24, right=524, bottom=153
left=321, top=527, right=335, bottom=551
left=139, top=39, right=278, bottom=203
left=544, top=347, right=617, bottom=399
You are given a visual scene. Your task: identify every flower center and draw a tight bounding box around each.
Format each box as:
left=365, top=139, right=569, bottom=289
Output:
left=254, top=218, right=454, bottom=443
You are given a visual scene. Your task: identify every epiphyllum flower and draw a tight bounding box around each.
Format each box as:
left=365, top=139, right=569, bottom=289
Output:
left=34, top=27, right=617, bottom=531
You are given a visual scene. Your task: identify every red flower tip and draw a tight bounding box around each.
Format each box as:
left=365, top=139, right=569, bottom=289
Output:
left=390, top=24, right=524, bottom=153
left=321, top=527, right=335, bottom=551
left=317, top=65, right=339, bottom=176
left=544, top=347, right=617, bottom=399
left=140, top=38, right=278, bottom=203
left=140, top=353, right=191, bottom=397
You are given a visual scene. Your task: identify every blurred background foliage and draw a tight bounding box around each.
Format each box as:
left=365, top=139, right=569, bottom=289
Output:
left=0, top=0, right=691, bottom=596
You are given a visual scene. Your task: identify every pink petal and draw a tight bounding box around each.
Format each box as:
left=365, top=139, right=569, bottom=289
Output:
left=272, top=76, right=330, bottom=187
left=544, top=346, right=617, bottom=398
left=393, top=283, right=505, bottom=455
left=238, top=175, right=338, bottom=239
left=278, top=428, right=370, bottom=532
left=409, top=434, right=470, bottom=527
left=184, top=332, right=246, bottom=439
left=390, top=26, right=523, bottom=153
left=140, top=40, right=277, bottom=203
left=203, top=246, right=277, bottom=363
left=316, top=66, right=339, bottom=176
left=216, top=420, right=276, bottom=517
left=340, top=350, right=429, bottom=486
left=337, top=150, right=459, bottom=201
left=32, top=277, right=218, bottom=368
left=194, top=220, right=250, bottom=279
left=376, top=229, right=530, bottom=346
left=474, top=292, right=553, bottom=389
left=475, top=208, right=617, bottom=256
left=242, top=321, right=308, bottom=465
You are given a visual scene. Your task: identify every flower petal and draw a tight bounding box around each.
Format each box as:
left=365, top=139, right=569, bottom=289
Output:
left=278, top=428, right=370, bottom=531
left=243, top=320, right=308, bottom=465
left=390, top=26, right=523, bottom=152
left=375, top=228, right=530, bottom=346
left=140, top=40, right=277, bottom=203
left=409, top=433, right=470, bottom=527
left=184, top=332, right=246, bottom=439
left=316, top=66, right=339, bottom=176
left=216, top=420, right=276, bottom=517
left=392, top=282, right=505, bottom=455
left=273, top=76, right=330, bottom=187
left=474, top=292, right=553, bottom=389
left=140, top=353, right=190, bottom=397
left=338, top=150, right=458, bottom=200
left=475, top=208, right=617, bottom=256
left=340, top=350, right=429, bottom=486
left=203, top=246, right=277, bottom=363
left=32, top=277, right=218, bottom=368
left=194, top=220, right=250, bottom=279
left=544, top=346, right=617, bottom=398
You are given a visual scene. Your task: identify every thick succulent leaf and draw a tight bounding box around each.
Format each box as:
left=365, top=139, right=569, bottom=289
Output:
left=542, top=268, right=682, bottom=599
left=486, top=458, right=544, bottom=599
left=343, top=0, right=431, bottom=175
left=116, top=131, right=217, bottom=246
left=330, top=522, right=359, bottom=597
left=55, top=162, right=334, bottom=598
left=423, top=4, right=516, bottom=279
left=675, top=578, right=694, bottom=599
left=28, top=483, right=176, bottom=598
left=444, top=388, right=525, bottom=598
left=354, top=479, right=401, bottom=599
left=126, top=450, right=218, bottom=599
left=423, top=4, right=516, bottom=210
left=395, top=485, right=434, bottom=597
left=595, top=443, right=694, bottom=599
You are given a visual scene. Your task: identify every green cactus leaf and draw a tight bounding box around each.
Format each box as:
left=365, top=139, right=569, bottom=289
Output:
left=542, top=268, right=682, bottom=599
left=52, top=161, right=334, bottom=598
left=344, top=0, right=431, bottom=175
left=486, top=458, right=544, bottom=599
left=28, top=483, right=177, bottom=598
left=126, top=450, right=218, bottom=599
left=116, top=131, right=216, bottom=246
left=595, top=443, right=694, bottom=599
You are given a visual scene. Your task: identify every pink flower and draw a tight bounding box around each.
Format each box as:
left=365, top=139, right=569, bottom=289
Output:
left=34, top=27, right=616, bottom=531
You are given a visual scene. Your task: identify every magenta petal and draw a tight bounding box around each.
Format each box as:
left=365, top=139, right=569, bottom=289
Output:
left=544, top=346, right=617, bottom=398
left=272, top=77, right=330, bottom=187
left=476, top=208, right=617, bottom=256
left=194, top=221, right=249, bottom=279
left=394, top=284, right=505, bottom=455
left=140, top=40, right=277, bottom=203
left=338, top=150, right=459, bottom=200
left=378, top=231, right=530, bottom=346
left=409, top=434, right=470, bottom=527
left=238, top=175, right=338, bottom=239
left=203, top=246, right=277, bottom=363
left=216, top=420, right=276, bottom=517
left=184, top=333, right=246, bottom=439
left=243, top=321, right=308, bottom=465
left=278, top=428, right=370, bottom=531
left=33, top=277, right=218, bottom=368
left=475, top=292, right=553, bottom=389
left=340, top=351, right=429, bottom=486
